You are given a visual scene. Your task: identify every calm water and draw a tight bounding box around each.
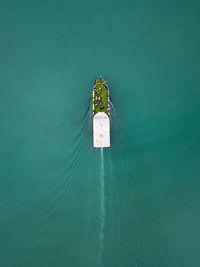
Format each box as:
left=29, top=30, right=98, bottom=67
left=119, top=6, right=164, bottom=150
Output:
left=0, top=0, right=200, bottom=266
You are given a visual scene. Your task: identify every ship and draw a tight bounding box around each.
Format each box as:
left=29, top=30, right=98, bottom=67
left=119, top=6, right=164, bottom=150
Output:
left=92, top=77, right=110, bottom=147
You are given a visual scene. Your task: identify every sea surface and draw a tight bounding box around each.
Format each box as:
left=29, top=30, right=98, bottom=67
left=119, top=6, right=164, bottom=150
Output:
left=0, top=0, right=200, bottom=266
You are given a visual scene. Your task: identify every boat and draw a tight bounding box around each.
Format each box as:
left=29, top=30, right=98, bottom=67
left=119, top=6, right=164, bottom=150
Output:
left=92, top=77, right=110, bottom=147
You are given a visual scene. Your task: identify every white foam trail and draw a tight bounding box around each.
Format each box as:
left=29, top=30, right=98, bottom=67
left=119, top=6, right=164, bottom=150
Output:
left=99, top=148, right=105, bottom=264
left=110, top=101, right=115, bottom=112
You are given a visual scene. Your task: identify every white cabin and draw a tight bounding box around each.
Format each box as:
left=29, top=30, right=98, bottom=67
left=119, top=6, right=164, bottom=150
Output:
left=93, top=112, right=110, bottom=147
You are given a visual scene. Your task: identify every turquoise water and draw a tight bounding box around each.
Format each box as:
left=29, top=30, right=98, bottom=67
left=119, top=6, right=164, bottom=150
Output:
left=1, top=0, right=200, bottom=266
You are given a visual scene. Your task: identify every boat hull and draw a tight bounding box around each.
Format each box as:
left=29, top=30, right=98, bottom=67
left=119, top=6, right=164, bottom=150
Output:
left=92, top=77, right=110, bottom=148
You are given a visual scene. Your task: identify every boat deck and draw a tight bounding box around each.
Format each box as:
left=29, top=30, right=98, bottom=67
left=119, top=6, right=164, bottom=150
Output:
left=92, top=78, right=110, bottom=117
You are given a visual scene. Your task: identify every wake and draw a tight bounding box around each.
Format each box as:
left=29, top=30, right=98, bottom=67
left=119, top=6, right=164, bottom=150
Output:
left=110, top=101, right=115, bottom=112
left=99, top=147, right=105, bottom=264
